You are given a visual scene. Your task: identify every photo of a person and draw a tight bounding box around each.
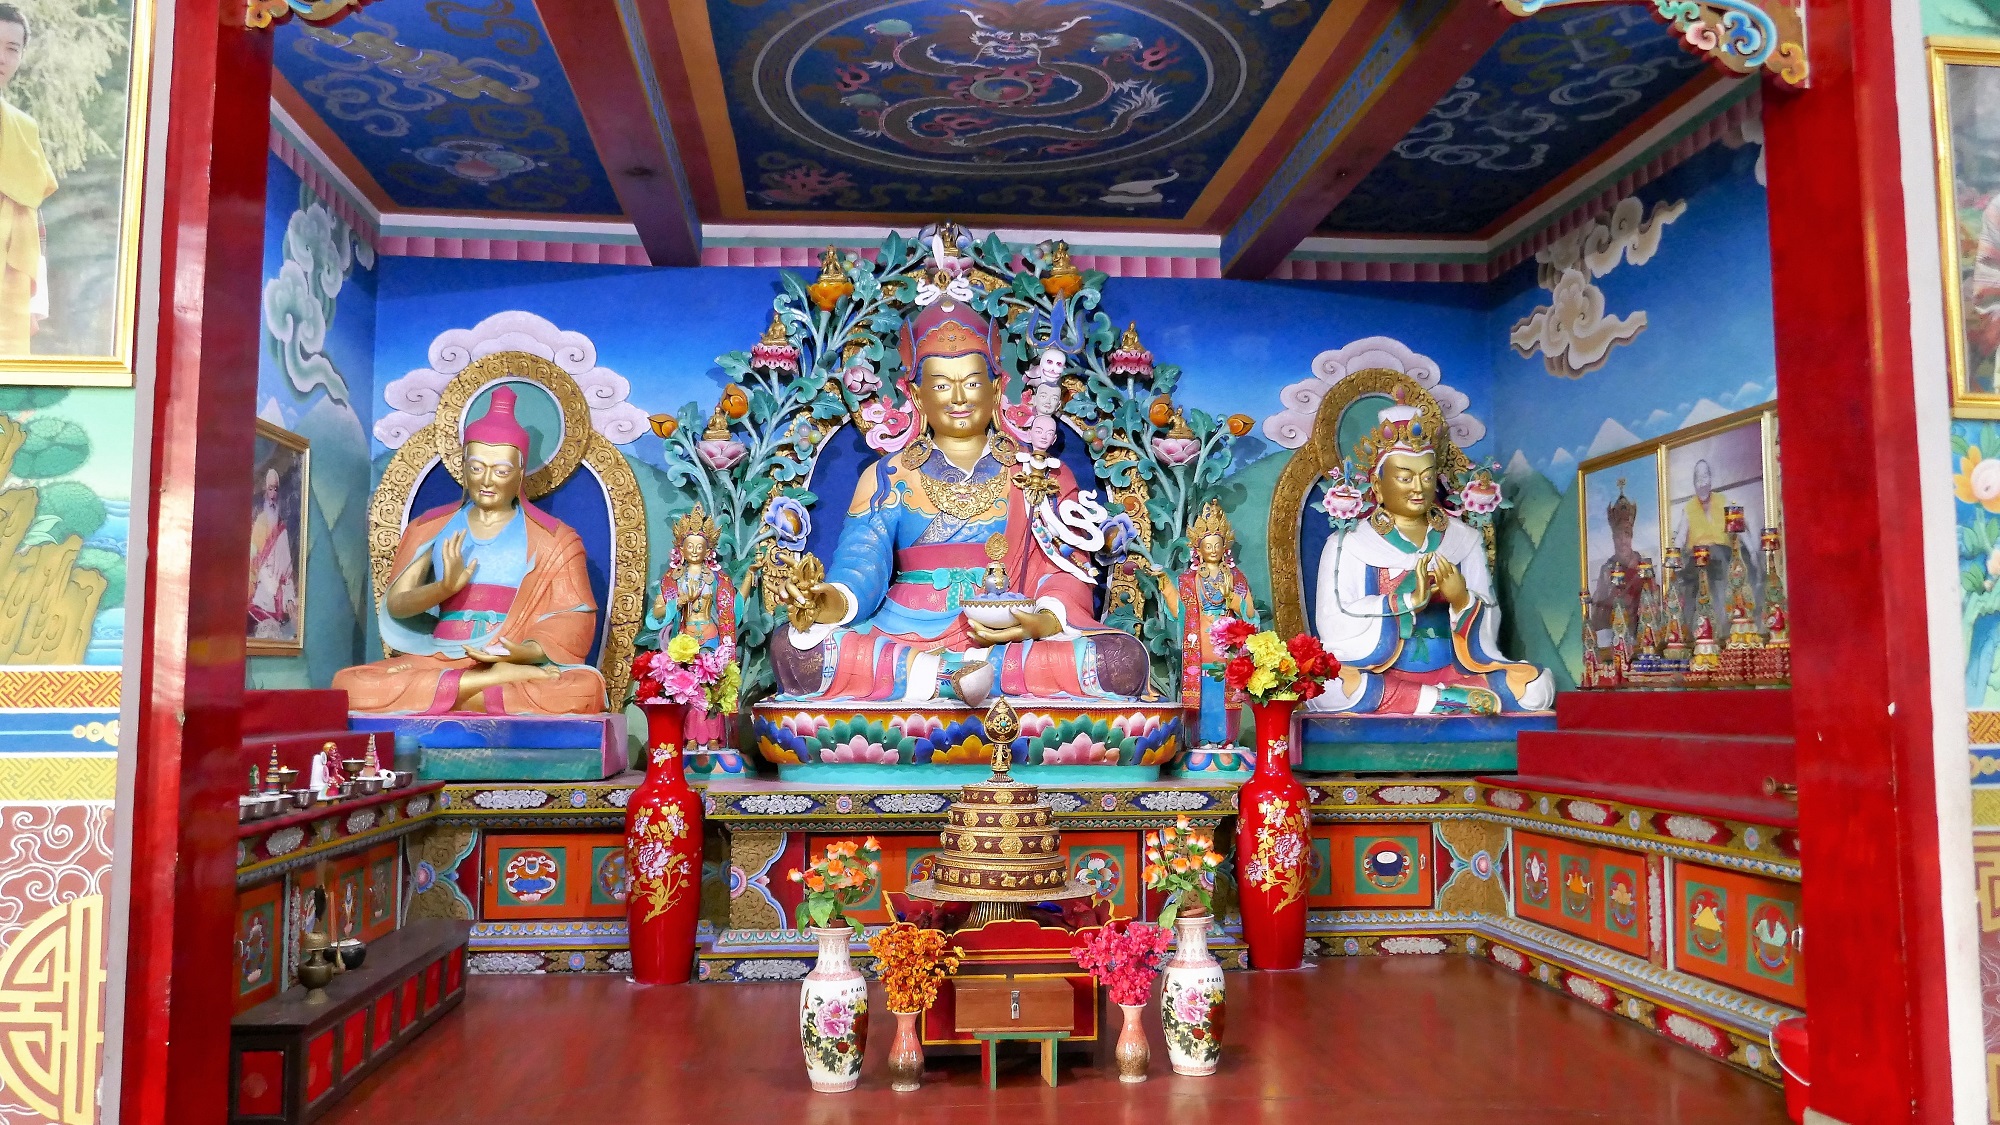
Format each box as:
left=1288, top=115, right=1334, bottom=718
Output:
left=0, top=4, right=55, bottom=355
left=248, top=420, right=308, bottom=653
left=1666, top=421, right=1767, bottom=637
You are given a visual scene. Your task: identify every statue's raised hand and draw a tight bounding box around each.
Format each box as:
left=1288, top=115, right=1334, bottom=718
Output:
left=1431, top=556, right=1470, bottom=612
left=439, top=532, right=478, bottom=595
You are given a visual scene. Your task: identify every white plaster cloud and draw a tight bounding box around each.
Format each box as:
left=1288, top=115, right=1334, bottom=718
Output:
left=1262, top=335, right=1486, bottom=451
left=376, top=310, right=650, bottom=448
left=1512, top=195, right=1684, bottom=379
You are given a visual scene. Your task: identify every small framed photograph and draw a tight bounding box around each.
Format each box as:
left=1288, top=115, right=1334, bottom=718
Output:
left=1577, top=448, right=1662, bottom=649
left=1932, top=38, right=2000, bottom=415
left=1662, top=408, right=1773, bottom=638
left=247, top=419, right=308, bottom=655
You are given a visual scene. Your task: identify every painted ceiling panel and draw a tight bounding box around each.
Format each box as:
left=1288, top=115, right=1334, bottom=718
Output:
left=1319, top=5, right=1708, bottom=237
left=272, top=0, right=623, bottom=216
left=703, top=0, right=1333, bottom=222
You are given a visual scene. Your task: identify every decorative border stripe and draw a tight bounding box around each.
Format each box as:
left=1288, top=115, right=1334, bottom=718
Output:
left=0, top=756, right=117, bottom=800
left=0, top=669, right=120, bottom=710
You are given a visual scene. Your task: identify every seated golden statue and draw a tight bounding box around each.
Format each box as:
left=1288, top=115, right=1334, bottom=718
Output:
left=1311, top=404, right=1553, bottom=715
left=771, top=298, right=1150, bottom=704
left=334, top=387, right=607, bottom=715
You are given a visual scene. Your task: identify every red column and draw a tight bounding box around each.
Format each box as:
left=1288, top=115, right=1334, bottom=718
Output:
left=1762, top=1, right=1952, bottom=1120
left=119, top=0, right=271, bottom=1120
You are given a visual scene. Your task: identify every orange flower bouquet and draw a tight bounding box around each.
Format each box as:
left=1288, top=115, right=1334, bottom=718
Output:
left=871, top=921, right=962, bottom=1015
left=788, top=837, right=882, bottom=931
left=1142, top=816, right=1223, bottom=927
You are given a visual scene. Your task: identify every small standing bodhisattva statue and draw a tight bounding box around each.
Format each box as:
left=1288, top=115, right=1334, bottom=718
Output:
left=651, top=502, right=741, bottom=772
left=1158, top=499, right=1258, bottom=750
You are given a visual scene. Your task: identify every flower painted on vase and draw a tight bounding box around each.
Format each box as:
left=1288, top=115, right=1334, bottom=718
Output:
left=801, top=990, right=868, bottom=1076
left=1247, top=797, right=1308, bottom=909
left=816, top=998, right=855, bottom=1039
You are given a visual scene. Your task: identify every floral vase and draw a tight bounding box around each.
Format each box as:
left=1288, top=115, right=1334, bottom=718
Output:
left=1115, top=1001, right=1150, bottom=1082
left=1237, top=698, right=1310, bottom=970
left=1159, top=912, right=1225, bottom=1076
left=625, top=702, right=704, bottom=985
left=800, top=926, right=868, bottom=1092
left=887, top=1010, right=924, bottom=1092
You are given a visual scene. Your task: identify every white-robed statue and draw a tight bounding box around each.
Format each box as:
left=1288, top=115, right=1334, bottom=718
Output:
left=1310, top=404, right=1554, bottom=716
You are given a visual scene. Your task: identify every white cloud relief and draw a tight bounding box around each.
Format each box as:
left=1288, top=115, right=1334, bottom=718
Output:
left=1262, top=335, right=1486, bottom=451
left=376, top=311, right=650, bottom=448
left=1510, top=195, right=1685, bottom=379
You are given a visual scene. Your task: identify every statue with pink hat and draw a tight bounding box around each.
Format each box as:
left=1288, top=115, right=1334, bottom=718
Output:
left=333, top=387, right=608, bottom=715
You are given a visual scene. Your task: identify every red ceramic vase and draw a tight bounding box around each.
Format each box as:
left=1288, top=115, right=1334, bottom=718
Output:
left=1235, top=698, right=1310, bottom=970
left=625, top=701, right=704, bottom=985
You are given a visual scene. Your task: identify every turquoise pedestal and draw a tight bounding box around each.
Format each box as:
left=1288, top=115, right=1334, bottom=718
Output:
left=350, top=713, right=629, bottom=782
left=1298, top=713, right=1554, bottom=774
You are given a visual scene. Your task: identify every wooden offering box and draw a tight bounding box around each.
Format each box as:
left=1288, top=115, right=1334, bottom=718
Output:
left=230, top=921, right=471, bottom=1124
left=953, top=976, right=1075, bottom=1034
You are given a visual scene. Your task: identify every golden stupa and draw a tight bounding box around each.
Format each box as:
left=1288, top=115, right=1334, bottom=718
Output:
left=906, top=699, right=1095, bottom=912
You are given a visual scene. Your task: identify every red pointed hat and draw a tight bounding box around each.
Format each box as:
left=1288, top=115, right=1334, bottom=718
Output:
left=465, top=386, right=531, bottom=454
left=899, top=299, right=994, bottom=375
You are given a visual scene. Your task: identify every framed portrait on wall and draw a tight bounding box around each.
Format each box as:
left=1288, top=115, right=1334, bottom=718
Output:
left=1576, top=449, right=1661, bottom=652
left=1932, top=38, right=2000, bottom=416
left=0, top=0, right=157, bottom=386
left=1663, top=409, right=1773, bottom=636
left=248, top=419, right=308, bottom=655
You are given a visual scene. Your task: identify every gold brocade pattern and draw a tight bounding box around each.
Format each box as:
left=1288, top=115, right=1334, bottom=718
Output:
left=919, top=468, right=1011, bottom=522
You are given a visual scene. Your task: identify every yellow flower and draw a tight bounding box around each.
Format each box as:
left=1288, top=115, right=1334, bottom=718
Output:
left=1245, top=631, right=1287, bottom=667
left=1247, top=667, right=1277, bottom=694
left=666, top=634, right=700, bottom=663
left=1958, top=446, right=2000, bottom=513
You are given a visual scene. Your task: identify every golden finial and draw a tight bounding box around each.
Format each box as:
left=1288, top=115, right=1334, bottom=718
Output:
left=985, top=698, right=1021, bottom=777
left=1188, top=497, right=1233, bottom=552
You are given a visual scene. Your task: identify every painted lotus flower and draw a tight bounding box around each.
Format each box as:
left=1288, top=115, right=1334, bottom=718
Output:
left=1111, top=711, right=1160, bottom=740
left=1458, top=475, right=1503, bottom=515
left=815, top=998, right=855, bottom=1038
left=1323, top=480, right=1369, bottom=521
left=779, top=712, right=830, bottom=740
left=841, top=361, right=880, bottom=396
left=1043, top=732, right=1114, bottom=765
left=822, top=736, right=900, bottom=765
left=1958, top=446, right=2000, bottom=512
left=932, top=737, right=991, bottom=765
left=1151, top=435, right=1200, bottom=466
left=861, top=399, right=916, bottom=453
left=1018, top=712, right=1054, bottom=740
left=764, top=496, right=811, bottom=552
left=698, top=436, right=748, bottom=470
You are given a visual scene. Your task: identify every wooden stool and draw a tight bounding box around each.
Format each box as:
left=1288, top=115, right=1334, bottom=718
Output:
left=973, top=1030, right=1070, bottom=1088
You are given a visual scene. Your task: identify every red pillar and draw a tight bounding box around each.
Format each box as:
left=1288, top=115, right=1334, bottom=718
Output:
left=1762, top=0, right=1953, bottom=1120
left=119, top=0, right=271, bottom=1119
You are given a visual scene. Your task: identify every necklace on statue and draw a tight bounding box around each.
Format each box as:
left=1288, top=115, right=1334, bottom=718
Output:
left=921, top=466, right=1010, bottom=522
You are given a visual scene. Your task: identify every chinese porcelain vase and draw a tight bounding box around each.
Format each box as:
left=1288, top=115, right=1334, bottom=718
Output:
left=1115, top=1001, right=1150, bottom=1082
left=625, top=702, right=704, bottom=986
left=800, top=926, right=868, bottom=1092
left=1237, top=698, right=1310, bottom=970
left=887, top=1010, right=924, bottom=1092
left=1159, top=912, right=1225, bottom=1076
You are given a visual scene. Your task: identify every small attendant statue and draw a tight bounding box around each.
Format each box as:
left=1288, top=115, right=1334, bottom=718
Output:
left=650, top=504, right=741, bottom=771
left=334, top=388, right=607, bottom=715
left=1158, top=499, right=1258, bottom=748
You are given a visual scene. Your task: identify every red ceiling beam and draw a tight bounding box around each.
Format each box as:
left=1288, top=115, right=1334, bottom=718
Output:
left=537, top=0, right=701, bottom=267
left=1219, top=0, right=1515, bottom=279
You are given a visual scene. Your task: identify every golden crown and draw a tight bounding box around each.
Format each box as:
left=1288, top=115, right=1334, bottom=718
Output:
left=1352, top=401, right=1436, bottom=476
left=673, top=502, right=719, bottom=545
left=1188, top=497, right=1233, bottom=552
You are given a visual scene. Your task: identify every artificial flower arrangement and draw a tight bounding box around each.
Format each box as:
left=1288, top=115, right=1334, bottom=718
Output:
left=1143, top=816, right=1223, bottom=926
left=1071, top=919, right=1173, bottom=1006
left=788, top=838, right=883, bottom=931
left=631, top=632, right=741, bottom=715
left=1202, top=618, right=1339, bottom=702
left=871, top=921, right=962, bottom=1014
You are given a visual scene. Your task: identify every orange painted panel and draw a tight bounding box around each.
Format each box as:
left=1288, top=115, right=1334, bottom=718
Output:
left=1308, top=823, right=1431, bottom=909
left=481, top=832, right=628, bottom=920
left=1673, top=861, right=1805, bottom=1007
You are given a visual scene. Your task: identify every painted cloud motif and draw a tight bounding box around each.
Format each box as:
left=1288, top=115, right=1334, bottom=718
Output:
left=1511, top=195, right=1684, bottom=379
left=1263, top=335, right=1486, bottom=450
left=375, top=311, right=650, bottom=448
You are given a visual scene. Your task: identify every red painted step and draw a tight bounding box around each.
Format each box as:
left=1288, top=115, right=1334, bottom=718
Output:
left=1555, top=689, right=1792, bottom=739
left=242, top=688, right=350, bottom=738
left=1516, top=728, right=1795, bottom=802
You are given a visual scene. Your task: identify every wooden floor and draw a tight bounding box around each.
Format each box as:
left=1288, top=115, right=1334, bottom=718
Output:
left=321, top=957, right=1790, bottom=1124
